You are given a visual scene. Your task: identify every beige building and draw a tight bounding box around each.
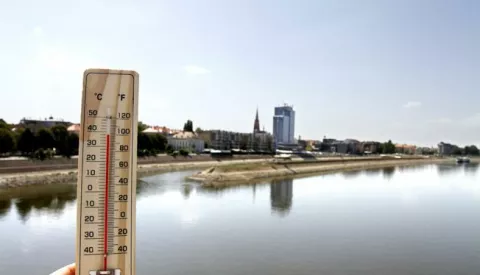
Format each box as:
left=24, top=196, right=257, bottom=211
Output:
left=395, top=144, right=417, bottom=154
left=199, top=130, right=272, bottom=151
left=167, top=131, right=205, bottom=153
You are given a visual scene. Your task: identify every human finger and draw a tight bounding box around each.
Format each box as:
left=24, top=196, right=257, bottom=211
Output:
left=50, top=263, right=76, bottom=275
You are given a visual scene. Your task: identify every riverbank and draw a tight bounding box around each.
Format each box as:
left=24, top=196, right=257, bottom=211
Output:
left=188, top=156, right=458, bottom=188
left=0, top=158, right=271, bottom=189
left=0, top=154, right=271, bottom=174
left=1, top=155, right=475, bottom=189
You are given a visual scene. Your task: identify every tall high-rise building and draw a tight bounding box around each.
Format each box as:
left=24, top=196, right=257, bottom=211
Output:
left=273, top=103, right=295, bottom=144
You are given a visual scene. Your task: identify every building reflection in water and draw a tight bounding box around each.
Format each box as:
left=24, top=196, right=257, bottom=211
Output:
left=363, top=168, right=382, bottom=177
left=463, top=162, right=479, bottom=175
left=382, top=167, right=396, bottom=179
left=270, top=178, right=293, bottom=216
left=436, top=163, right=460, bottom=176
left=182, top=184, right=193, bottom=199
left=342, top=170, right=362, bottom=179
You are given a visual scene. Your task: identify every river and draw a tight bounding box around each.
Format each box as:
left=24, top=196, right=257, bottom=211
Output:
left=1, top=162, right=479, bottom=275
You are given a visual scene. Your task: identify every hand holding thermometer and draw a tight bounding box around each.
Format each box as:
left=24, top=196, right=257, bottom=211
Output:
left=76, top=69, right=139, bottom=275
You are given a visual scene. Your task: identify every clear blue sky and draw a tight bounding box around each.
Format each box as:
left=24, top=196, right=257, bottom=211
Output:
left=1, top=0, right=479, bottom=147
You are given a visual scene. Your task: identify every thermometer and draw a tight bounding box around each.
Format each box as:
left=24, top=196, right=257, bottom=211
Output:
left=76, top=69, right=139, bottom=275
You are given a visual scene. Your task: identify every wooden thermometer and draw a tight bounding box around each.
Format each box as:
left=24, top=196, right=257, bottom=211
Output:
left=76, top=69, right=139, bottom=275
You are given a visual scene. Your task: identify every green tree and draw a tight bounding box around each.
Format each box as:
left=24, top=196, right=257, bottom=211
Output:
left=452, top=146, right=463, bottom=156
left=51, top=125, right=69, bottom=156
left=138, top=121, right=148, bottom=132
left=151, top=134, right=167, bottom=152
left=0, top=119, right=8, bottom=129
left=137, top=132, right=153, bottom=156
left=183, top=120, right=193, bottom=132
left=377, top=143, right=384, bottom=154
left=166, top=144, right=174, bottom=154
left=12, top=130, right=21, bottom=152
left=382, top=140, right=396, bottom=154
left=0, top=128, right=15, bottom=154
left=17, top=128, right=35, bottom=155
left=36, top=128, right=55, bottom=150
left=195, top=127, right=203, bottom=133
left=465, top=145, right=479, bottom=156
left=66, top=132, right=79, bottom=157
left=179, top=148, right=190, bottom=157
left=239, top=137, right=248, bottom=150
left=33, top=148, right=54, bottom=161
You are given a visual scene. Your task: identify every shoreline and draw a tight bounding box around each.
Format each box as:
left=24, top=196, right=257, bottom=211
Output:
left=0, top=155, right=473, bottom=189
left=0, top=154, right=270, bottom=174
left=188, top=156, right=459, bottom=188
left=0, top=158, right=270, bottom=189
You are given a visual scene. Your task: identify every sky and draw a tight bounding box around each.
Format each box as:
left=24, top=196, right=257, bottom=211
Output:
left=1, top=0, right=479, bottom=147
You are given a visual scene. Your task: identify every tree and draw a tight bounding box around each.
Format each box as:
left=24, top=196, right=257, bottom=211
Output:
left=151, top=134, right=167, bottom=152
left=465, top=145, right=480, bottom=156
left=195, top=127, right=203, bottom=134
left=0, top=128, right=15, bottom=154
left=239, top=135, right=249, bottom=150
left=0, top=119, right=8, bottom=129
left=183, top=120, right=193, bottom=132
left=138, top=121, right=148, bottom=132
left=66, top=132, right=79, bottom=157
left=166, top=144, right=174, bottom=154
left=381, top=140, right=396, bottom=154
left=378, top=143, right=384, bottom=154
left=12, top=130, right=21, bottom=152
left=452, top=146, right=463, bottom=155
left=179, top=148, right=190, bottom=157
left=17, top=128, right=35, bottom=155
left=137, top=132, right=153, bottom=156
left=36, top=128, right=55, bottom=150
left=51, top=125, right=69, bottom=156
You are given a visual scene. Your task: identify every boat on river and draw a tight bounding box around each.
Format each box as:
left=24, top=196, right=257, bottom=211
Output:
left=456, top=157, right=471, bottom=164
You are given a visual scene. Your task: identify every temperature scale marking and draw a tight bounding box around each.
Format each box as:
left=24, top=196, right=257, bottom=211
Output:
left=76, top=69, right=139, bottom=275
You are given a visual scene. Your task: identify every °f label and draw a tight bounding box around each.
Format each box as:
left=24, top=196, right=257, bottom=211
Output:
left=76, top=69, right=139, bottom=275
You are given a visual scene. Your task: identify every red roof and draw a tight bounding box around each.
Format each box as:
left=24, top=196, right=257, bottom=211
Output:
left=67, top=124, right=81, bottom=132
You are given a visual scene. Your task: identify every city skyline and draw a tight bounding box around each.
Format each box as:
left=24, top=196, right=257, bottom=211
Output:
left=1, top=0, right=479, bottom=147
left=2, top=101, right=478, bottom=148
left=5, top=108, right=473, bottom=149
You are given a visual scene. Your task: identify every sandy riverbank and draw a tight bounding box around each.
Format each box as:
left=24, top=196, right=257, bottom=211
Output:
left=0, top=158, right=270, bottom=189
left=188, top=156, right=456, bottom=188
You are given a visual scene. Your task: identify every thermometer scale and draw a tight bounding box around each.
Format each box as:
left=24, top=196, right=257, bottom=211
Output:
left=76, top=69, right=139, bottom=275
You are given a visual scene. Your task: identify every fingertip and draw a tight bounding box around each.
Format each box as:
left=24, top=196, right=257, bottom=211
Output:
left=66, top=263, right=76, bottom=274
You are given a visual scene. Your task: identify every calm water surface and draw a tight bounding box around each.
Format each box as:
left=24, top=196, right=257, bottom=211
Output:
left=1, top=163, right=480, bottom=275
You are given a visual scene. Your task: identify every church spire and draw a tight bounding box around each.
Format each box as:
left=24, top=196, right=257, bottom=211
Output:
left=253, top=107, right=260, bottom=133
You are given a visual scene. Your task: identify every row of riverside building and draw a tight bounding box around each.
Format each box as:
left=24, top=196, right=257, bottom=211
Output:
left=12, top=109, right=467, bottom=156
left=142, top=108, right=275, bottom=153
